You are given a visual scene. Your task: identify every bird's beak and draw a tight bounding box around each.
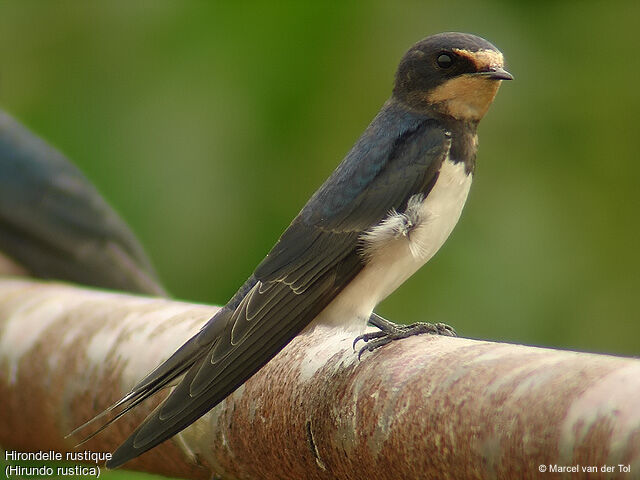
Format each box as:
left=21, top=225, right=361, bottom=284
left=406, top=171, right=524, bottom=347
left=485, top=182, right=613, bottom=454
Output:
left=474, top=66, right=514, bottom=81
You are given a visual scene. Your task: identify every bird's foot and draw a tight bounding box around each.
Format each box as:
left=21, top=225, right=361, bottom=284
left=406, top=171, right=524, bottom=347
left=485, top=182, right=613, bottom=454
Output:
left=353, top=313, right=456, bottom=360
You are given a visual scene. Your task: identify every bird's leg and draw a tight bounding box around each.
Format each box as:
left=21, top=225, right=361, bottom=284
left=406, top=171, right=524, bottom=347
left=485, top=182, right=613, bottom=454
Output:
left=354, top=313, right=456, bottom=359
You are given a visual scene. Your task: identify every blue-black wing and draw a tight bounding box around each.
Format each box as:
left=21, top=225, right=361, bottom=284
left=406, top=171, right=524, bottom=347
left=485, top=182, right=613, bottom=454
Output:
left=106, top=101, right=450, bottom=468
left=0, top=111, right=165, bottom=295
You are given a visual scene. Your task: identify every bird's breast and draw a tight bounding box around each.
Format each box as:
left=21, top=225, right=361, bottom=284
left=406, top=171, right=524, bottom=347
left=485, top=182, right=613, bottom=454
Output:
left=312, top=156, right=472, bottom=331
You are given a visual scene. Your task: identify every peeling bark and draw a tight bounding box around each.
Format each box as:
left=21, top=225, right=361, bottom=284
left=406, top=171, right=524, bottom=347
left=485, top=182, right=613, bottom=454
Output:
left=0, top=278, right=638, bottom=479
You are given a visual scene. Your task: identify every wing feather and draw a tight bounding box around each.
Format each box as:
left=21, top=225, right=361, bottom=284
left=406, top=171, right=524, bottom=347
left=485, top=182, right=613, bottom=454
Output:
left=0, top=111, right=164, bottom=295
left=105, top=103, right=451, bottom=468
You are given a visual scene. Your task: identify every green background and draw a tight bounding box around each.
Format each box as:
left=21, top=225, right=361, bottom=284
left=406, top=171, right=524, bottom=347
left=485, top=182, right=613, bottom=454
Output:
left=0, top=1, right=638, bottom=478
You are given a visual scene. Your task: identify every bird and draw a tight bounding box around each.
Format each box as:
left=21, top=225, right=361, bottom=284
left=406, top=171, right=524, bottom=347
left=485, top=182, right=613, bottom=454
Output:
left=73, top=31, right=512, bottom=469
left=0, top=110, right=166, bottom=296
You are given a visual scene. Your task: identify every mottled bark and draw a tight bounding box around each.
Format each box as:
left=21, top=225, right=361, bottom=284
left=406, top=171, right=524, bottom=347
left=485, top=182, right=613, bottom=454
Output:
left=0, top=278, right=638, bottom=479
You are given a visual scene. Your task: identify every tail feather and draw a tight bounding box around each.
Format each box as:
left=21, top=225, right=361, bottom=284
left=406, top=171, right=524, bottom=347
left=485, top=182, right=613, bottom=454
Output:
left=67, top=381, right=168, bottom=446
left=67, top=309, right=230, bottom=445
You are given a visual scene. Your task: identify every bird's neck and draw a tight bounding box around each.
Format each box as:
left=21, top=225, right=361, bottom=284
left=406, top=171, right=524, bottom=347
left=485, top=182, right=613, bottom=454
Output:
left=436, top=115, right=479, bottom=175
left=387, top=98, right=480, bottom=175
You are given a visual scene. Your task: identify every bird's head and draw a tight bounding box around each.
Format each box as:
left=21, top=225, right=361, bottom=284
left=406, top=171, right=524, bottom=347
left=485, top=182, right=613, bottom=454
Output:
left=393, top=32, right=512, bottom=121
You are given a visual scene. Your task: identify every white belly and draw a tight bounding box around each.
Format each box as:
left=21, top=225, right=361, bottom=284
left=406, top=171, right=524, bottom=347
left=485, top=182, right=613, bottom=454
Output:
left=311, top=157, right=472, bottom=331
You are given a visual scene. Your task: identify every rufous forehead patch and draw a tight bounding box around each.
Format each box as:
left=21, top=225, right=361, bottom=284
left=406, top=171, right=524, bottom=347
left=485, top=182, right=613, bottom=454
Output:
left=453, top=48, right=504, bottom=71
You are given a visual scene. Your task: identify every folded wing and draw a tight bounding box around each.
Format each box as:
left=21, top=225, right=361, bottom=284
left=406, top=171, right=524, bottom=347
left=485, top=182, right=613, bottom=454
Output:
left=0, top=111, right=165, bottom=295
left=106, top=107, right=450, bottom=468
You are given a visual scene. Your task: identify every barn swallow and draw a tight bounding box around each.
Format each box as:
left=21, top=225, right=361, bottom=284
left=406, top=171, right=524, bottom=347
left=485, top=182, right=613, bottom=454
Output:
left=75, top=32, right=512, bottom=468
left=0, top=111, right=165, bottom=295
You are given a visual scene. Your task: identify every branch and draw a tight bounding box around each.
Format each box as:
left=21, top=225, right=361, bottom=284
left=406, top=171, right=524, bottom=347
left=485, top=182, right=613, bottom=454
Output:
left=0, top=278, right=638, bottom=479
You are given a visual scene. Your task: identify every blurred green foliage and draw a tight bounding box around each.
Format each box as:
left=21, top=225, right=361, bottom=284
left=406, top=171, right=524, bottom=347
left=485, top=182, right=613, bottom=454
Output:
left=1, top=1, right=639, bottom=349
left=0, top=2, right=638, bottom=476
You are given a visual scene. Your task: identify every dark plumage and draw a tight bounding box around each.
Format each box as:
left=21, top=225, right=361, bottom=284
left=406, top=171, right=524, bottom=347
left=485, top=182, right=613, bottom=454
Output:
left=0, top=111, right=165, bottom=296
left=71, top=32, right=511, bottom=469
left=394, top=32, right=501, bottom=98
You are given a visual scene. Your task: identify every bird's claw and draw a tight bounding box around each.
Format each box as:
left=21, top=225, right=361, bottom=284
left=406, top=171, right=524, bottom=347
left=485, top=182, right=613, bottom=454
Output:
left=354, top=321, right=456, bottom=360
left=352, top=330, right=387, bottom=350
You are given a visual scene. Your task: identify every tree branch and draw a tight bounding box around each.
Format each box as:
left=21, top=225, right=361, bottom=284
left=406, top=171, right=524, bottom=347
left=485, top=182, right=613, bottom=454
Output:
left=0, top=278, right=638, bottom=479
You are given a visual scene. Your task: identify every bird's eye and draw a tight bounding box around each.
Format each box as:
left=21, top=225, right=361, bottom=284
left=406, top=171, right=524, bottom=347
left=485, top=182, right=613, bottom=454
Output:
left=437, top=53, right=453, bottom=69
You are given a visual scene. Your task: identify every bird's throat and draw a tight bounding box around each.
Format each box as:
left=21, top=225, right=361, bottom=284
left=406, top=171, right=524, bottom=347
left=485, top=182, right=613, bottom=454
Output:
left=426, top=76, right=503, bottom=121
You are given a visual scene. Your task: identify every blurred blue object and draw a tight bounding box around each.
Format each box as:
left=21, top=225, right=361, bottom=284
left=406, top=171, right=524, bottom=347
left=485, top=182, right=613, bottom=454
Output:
left=0, top=110, right=166, bottom=296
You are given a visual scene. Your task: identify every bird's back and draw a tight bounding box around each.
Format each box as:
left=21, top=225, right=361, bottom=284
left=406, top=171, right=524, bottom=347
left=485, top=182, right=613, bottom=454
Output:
left=0, top=111, right=165, bottom=296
